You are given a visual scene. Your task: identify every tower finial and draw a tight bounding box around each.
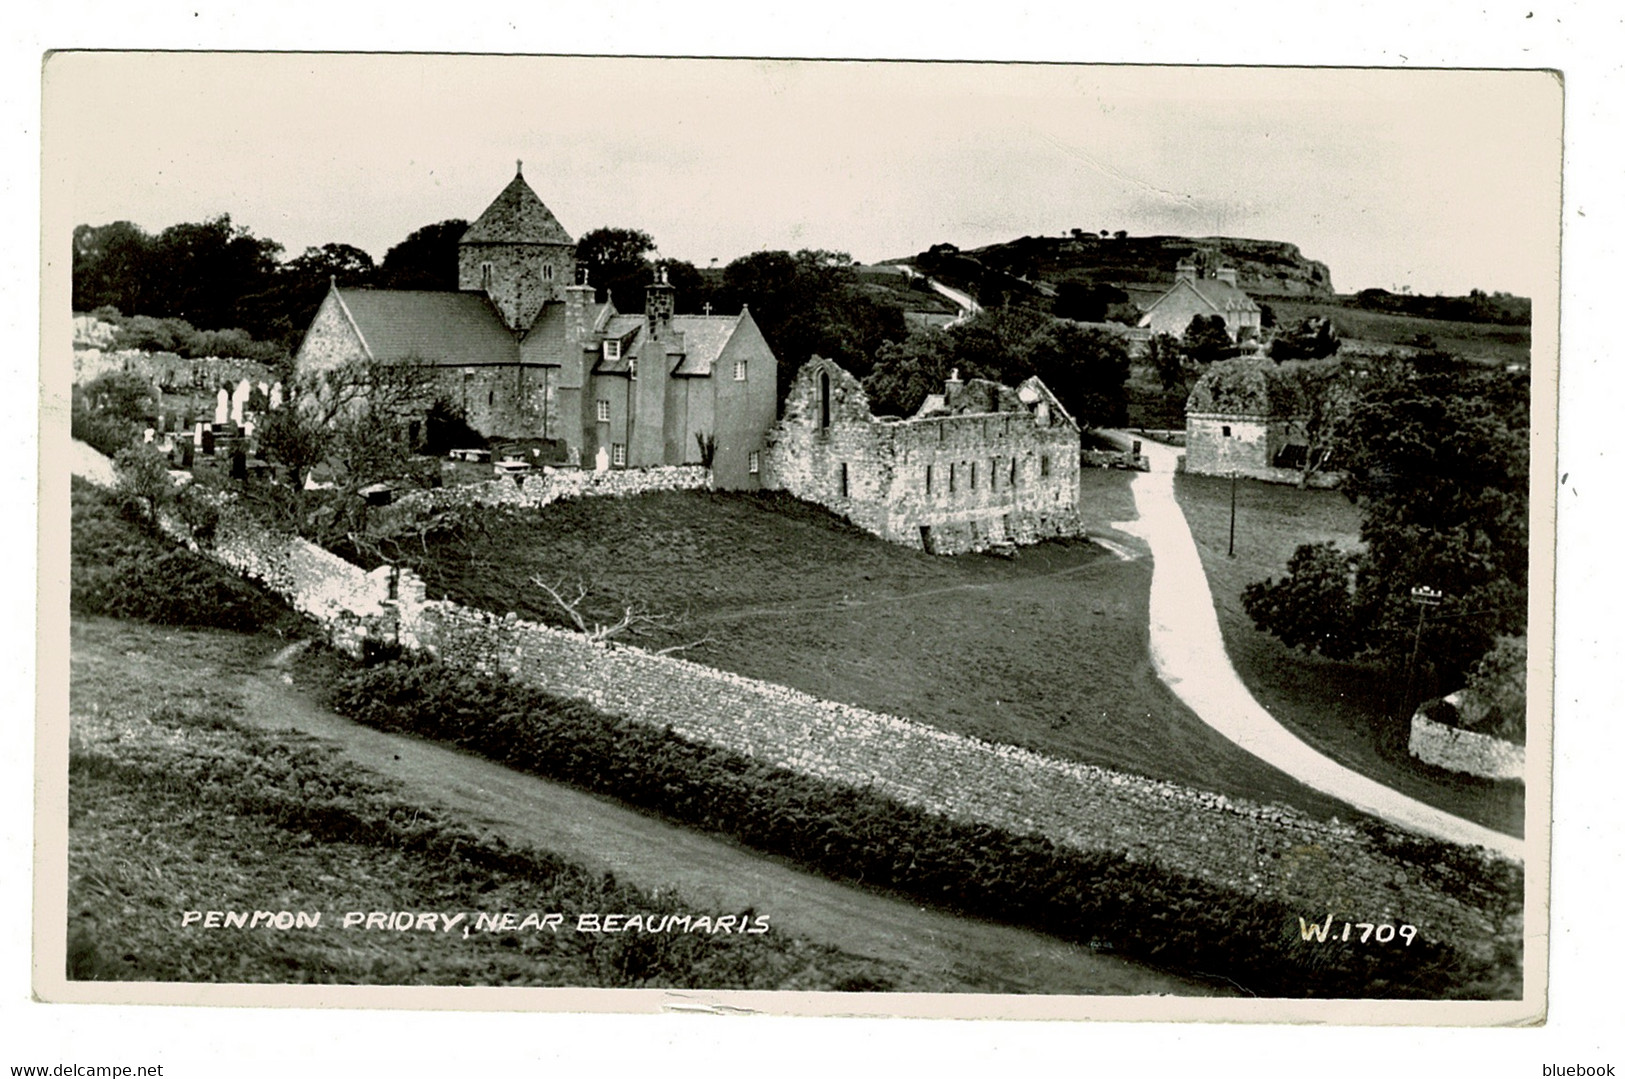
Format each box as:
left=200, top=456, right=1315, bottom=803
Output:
left=516, top=158, right=523, bottom=176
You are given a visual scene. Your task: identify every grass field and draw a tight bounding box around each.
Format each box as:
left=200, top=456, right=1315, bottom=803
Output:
left=1265, top=298, right=1531, bottom=365
left=394, top=485, right=1357, bottom=821
left=67, top=616, right=917, bottom=990
left=1172, top=474, right=1524, bottom=837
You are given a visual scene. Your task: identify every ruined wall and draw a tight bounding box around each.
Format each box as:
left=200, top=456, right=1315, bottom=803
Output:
left=431, top=364, right=558, bottom=444
left=765, top=359, right=1083, bottom=554
left=1409, top=714, right=1526, bottom=782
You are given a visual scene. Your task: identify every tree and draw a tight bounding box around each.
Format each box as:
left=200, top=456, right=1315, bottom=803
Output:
left=1242, top=543, right=1366, bottom=659
left=238, top=242, right=377, bottom=353
left=377, top=220, right=467, bottom=291
left=1243, top=351, right=1530, bottom=696
left=1052, top=280, right=1128, bottom=323
left=146, top=215, right=284, bottom=331
left=1274, top=357, right=1358, bottom=484
left=1182, top=314, right=1235, bottom=365
left=73, top=221, right=156, bottom=314
left=720, top=249, right=908, bottom=403
left=577, top=226, right=657, bottom=309
left=112, top=445, right=175, bottom=529
left=863, top=329, right=963, bottom=417
left=1145, top=332, right=1189, bottom=393
left=1023, top=321, right=1130, bottom=428
left=250, top=356, right=442, bottom=544
left=1270, top=315, right=1341, bottom=361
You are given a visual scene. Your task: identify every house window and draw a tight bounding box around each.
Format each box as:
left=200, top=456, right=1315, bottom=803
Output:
left=839, top=462, right=849, bottom=498
left=734, top=360, right=747, bottom=382
left=597, top=399, right=610, bottom=423
left=612, top=442, right=626, bottom=467
left=1041, top=455, right=1051, bottom=477
left=748, top=450, right=760, bottom=475
left=604, top=339, right=621, bottom=361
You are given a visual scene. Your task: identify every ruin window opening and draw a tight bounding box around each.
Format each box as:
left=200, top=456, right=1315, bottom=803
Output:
left=542, top=264, right=555, bottom=281
left=1041, top=455, right=1051, bottom=477
left=487, top=390, right=494, bottom=406
left=949, top=463, right=956, bottom=493
left=819, top=371, right=831, bottom=429
left=839, top=462, right=849, bottom=498
left=970, top=462, right=977, bottom=490
left=925, top=464, right=933, bottom=493
left=1009, top=458, right=1017, bottom=486
left=1222, top=425, right=1232, bottom=437
left=989, top=458, right=997, bottom=491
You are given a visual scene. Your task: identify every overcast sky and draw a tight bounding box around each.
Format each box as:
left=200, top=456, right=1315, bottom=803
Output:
left=46, top=54, right=1560, bottom=297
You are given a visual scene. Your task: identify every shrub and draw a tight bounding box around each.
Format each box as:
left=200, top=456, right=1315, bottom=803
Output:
left=71, top=479, right=295, bottom=633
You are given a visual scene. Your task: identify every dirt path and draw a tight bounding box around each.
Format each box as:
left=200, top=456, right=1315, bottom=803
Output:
left=1101, top=433, right=1524, bottom=862
left=235, top=653, right=1220, bottom=998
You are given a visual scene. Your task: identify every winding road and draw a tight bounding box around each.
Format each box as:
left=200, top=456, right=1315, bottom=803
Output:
left=1102, top=433, right=1524, bottom=862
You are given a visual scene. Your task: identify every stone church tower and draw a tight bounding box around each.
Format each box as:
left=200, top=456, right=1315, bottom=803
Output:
left=457, top=161, right=577, bottom=333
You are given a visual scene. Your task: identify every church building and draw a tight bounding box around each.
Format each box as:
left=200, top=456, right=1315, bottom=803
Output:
left=293, top=164, right=779, bottom=489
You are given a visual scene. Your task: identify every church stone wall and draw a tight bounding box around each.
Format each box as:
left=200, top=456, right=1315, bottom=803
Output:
left=458, top=243, right=575, bottom=332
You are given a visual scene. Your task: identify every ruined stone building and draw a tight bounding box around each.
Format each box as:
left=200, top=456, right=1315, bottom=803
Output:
left=293, top=164, right=778, bottom=489
left=1138, top=258, right=1262, bottom=341
left=763, top=357, right=1083, bottom=555
left=1183, top=357, right=1310, bottom=481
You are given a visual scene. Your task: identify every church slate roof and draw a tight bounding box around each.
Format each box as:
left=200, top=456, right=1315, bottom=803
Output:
left=336, top=289, right=517, bottom=367
left=459, top=166, right=575, bottom=246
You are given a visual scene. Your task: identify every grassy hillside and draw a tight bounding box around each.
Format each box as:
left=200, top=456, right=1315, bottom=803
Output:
left=376, top=484, right=1360, bottom=822
left=68, top=617, right=916, bottom=990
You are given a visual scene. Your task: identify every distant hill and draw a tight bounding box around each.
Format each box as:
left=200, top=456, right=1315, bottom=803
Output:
left=886, top=234, right=1335, bottom=305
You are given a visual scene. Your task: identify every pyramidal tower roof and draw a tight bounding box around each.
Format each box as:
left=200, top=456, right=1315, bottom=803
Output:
left=460, top=161, right=574, bottom=246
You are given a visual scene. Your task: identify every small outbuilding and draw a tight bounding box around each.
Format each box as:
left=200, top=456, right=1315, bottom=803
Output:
left=1182, top=357, right=1309, bottom=481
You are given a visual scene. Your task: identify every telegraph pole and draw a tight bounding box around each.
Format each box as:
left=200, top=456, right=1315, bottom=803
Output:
left=1404, top=585, right=1444, bottom=714
left=1227, top=470, right=1238, bottom=557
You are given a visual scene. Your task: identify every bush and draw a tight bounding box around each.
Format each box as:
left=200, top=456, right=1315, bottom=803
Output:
left=71, top=479, right=295, bottom=633
left=316, top=654, right=1516, bottom=999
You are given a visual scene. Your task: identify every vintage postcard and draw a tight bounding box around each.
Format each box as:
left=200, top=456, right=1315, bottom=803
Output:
left=35, top=54, right=1559, bottom=1024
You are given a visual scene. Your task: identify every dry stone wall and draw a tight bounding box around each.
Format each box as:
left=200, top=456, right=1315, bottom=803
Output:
left=397, top=599, right=1508, bottom=947
left=1410, top=714, right=1526, bottom=782
left=372, top=465, right=710, bottom=531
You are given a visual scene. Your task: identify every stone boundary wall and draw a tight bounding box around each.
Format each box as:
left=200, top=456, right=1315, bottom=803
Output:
left=371, top=465, right=710, bottom=530
left=1410, top=713, right=1526, bottom=782
left=72, top=440, right=1510, bottom=949
left=397, top=600, right=1504, bottom=942
left=1174, top=453, right=1342, bottom=489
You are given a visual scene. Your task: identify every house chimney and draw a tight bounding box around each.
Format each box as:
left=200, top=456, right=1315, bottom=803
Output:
left=1175, top=259, right=1198, bottom=283
left=1216, top=266, right=1238, bottom=287
left=646, top=265, right=675, bottom=339
left=564, top=280, right=594, bottom=357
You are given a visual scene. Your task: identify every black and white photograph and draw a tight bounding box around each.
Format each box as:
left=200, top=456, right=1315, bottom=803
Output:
left=31, top=43, right=1575, bottom=1039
